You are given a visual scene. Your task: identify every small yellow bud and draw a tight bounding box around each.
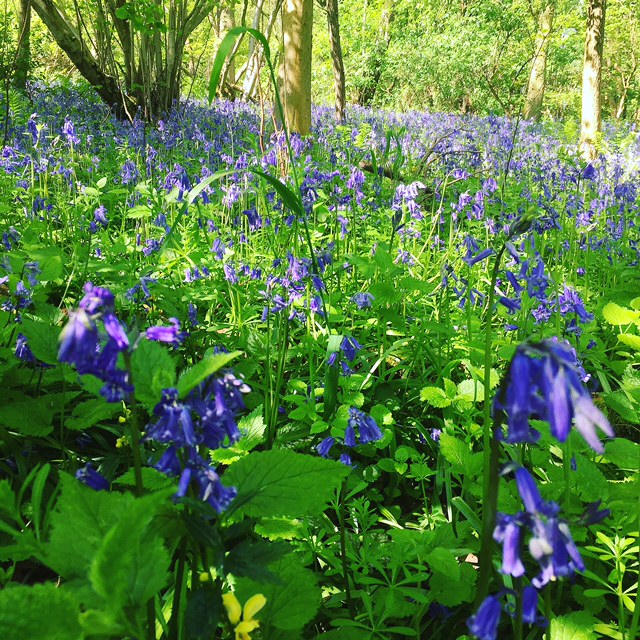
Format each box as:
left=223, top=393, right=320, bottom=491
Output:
left=118, top=416, right=127, bottom=424
left=198, top=572, right=210, bottom=583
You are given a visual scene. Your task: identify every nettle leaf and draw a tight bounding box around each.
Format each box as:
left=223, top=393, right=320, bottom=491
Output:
left=603, top=438, right=639, bottom=470
left=47, top=474, right=134, bottom=580
left=429, top=562, right=476, bottom=607
left=420, top=386, right=451, bottom=408
left=236, top=554, right=320, bottom=633
left=184, top=582, right=222, bottom=640
left=131, top=339, right=176, bottom=410
left=549, top=611, right=598, bottom=640
left=572, top=456, right=609, bottom=503
left=617, top=333, right=640, bottom=350
left=254, top=517, right=305, bottom=541
left=439, top=433, right=482, bottom=477
left=223, top=450, right=349, bottom=519
left=602, top=302, right=640, bottom=326
left=20, top=317, right=61, bottom=364
left=65, top=399, right=120, bottom=431
left=424, top=547, right=460, bottom=581
left=177, top=350, right=241, bottom=398
left=0, top=583, right=83, bottom=640
left=113, top=467, right=173, bottom=491
left=0, top=396, right=56, bottom=436
left=90, top=492, right=170, bottom=612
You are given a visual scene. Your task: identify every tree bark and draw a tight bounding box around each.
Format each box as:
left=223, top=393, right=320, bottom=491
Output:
left=523, top=2, right=554, bottom=121
left=579, top=0, right=607, bottom=161
left=30, top=0, right=133, bottom=115
left=281, top=0, right=313, bottom=135
left=326, top=0, right=345, bottom=123
left=14, top=0, right=31, bottom=90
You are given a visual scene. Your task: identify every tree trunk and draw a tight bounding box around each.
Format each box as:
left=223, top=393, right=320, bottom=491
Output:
left=579, top=0, right=607, bottom=161
left=30, top=0, right=132, bottom=115
left=281, top=0, right=313, bottom=135
left=523, top=2, right=554, bottom=121
left=14, top=0, right=31, bottom=90
left=326, top=0, right=345, bottom=123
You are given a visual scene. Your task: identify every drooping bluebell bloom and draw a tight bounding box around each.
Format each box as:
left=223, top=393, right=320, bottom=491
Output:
left=467, top=594, right=501, bottom=640
left=348, top=407, right=383, bottom=444
left=521, top=585, right=547, bottom=627
left=351, top=292, right=374, bottom=309
left=494, top=340, right=613, bottom=452
left=493, top=513, right=526, bottom=577
left=146, top=317, right=186, bottom=348
left=76, top=463, right=109, bottom=491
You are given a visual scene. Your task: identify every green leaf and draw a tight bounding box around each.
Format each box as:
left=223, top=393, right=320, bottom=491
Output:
left=603, top=438, right=639, bottom=470
left=47, top=474, right=133, bottom=580
left=89, top=492, right=170, bottom=612
left=131, top=339, right=176, bottom=409
left=617, top=333, right=640, bottom=350
left=424, top=547, right=460, bottom=580
left=236, top=554, right=320, bottom=632
left=456, top=378, right=486, bottom=402
left=65, top=399, right=120, bottom=431
left=439, top=433, right=482, bottom=477
left=224, top=450, right=349, bottom=519
left=429, top=562, right=476, bottom=606
left=602, top=302, right=640, bottom=326
left=112, top=467, right=173, bottom=491
left=177, top=350, right=241, bottom=398
left=254, top=518, right=305, bottom=541
left=28, top=246, right=64, bottom=281
left=0, top=584, right=83, bottom=640
left=0, top=396, right=55, bottom=436
left=572, top=455, right=609, bottom=503
left=0, top=480, right=17, bottom=520
left=184, top=583, right=222, bottom=640
left=549, top=611, right=598, bottom=640
left=20, top=317, right=61, bottom=364
left=420, top=386, right=451, bottom=408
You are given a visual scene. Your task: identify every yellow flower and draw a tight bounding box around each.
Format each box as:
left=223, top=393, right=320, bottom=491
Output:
left=222, top=592, right=266, bottom=640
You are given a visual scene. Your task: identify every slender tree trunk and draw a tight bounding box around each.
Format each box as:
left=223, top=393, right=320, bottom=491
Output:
left=218, top=4, right=236, bottom=96
left=523, top=2, right=554, bottom=121
left=326, top=0, right=345, bottom=123
left=281, top=0, right=313, bottom=135
left=14, top=0, right=31, bottom=90
left=579, top=0, right=607, bottom=161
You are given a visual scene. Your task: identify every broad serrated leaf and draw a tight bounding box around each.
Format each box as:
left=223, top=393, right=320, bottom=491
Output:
left=47, top=474, right=133, bottom=580
left=617, top=333, right=640, bottom=350
left=19, top=317, right=60, bottom=364
left=254, top=518, right=305, bottom=540
left=429, top=562, right=476, bottom=606
left=456, top=378, right=486, bottom=402
left=0, top=583, right=83, bottom=640
left=602, top=302, right=640, bottom=326
left=236, top=554, right=320, bottom=632
left=603, top=438, right=639, bottom=470
left=65, top=399, right=120, bottom=431
left=0, top=396, right=55, bottom=436
left=225, top=539, right=291, bottom=582
left=424, top=547, right=460, bottom=580
left=184, top=583, right=222, bottom=640
left=223, top=450, right=349, bottom=519
left=439, top=433, right=482, bottom=477
left=572, top=456, right=609, bottom=503
left=0, top=479, right=17, bottom=520
left=131, top=339, right=176, bottom=410
left=420, top=386, right=451, bottom=408
left=90, top=492, right=170, bottom=611
left=549, top=611, right=598, bottom=640
left=177, top=351, right=241, bottom=398
left=112, top=467, right=173, bottom=491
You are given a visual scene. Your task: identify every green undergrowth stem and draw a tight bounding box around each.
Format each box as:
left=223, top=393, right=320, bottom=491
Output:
left=338, top=478, right=354, bottom=615
left=475, top=242, right=507, bottom=607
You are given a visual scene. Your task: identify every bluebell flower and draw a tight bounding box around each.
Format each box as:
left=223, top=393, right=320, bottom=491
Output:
left=352, top=292, right=374, bottom=309
left=146, top=318, right=186, bottom=347
left=317, top=436, right=335, bottom=458
left=348, top=407, right=383, bottom=444
left=147, top=388, right=196, bottom=446
left=493, top=513, right=526, bottom=577
left=340, top=336, right=361, bottom=362
left=521, top=586, right=547, bottom=627
left=15, top=333, right=37, bottom=363
left=76, top=463, right=109, bottom=491
left=494, top=340, right=613, bottom=452
left=467, top=594, right=501, bottom=640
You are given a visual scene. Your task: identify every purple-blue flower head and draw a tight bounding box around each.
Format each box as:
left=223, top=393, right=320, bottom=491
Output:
left=348, top=407, right=383, bottom=444
left=467, top=595, right=501, bottom=640
left=351, top=292, right=374, bottom=309
left=76, top=463, right=109, bottom=491
left=494, top=340, right=613, bottom=452
left=146, top=317, right=186, bottom=348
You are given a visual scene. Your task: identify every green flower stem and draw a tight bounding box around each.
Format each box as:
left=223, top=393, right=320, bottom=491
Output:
left=123, top=353, right=144, bottom=497
left=338, top=478, right=354, bottom=615
left=168, top=540, right=187, bottom=640
left=475, top=243, right=507, bottom=608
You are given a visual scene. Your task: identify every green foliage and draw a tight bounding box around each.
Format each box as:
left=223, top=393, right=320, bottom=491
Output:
left=224, top=450, right=350, bottom=519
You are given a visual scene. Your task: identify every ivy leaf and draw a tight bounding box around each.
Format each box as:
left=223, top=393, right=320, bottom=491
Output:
left=177, top=350, right=241, bottom=398
left=223, top=450, right=349, bottom=519
left=131, top=339, right=176, bottom=410
left=0, top=583, right=83, bottom=640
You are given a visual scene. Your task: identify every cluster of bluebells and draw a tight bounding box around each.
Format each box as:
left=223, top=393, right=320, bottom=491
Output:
left=468, top=338, right=614, bottom=640
left=493, top=339, right=613, bottom=452
left=317, top=406, right=384, bottom=466
left=58, top=282, right=188, bottom=401
left=147, top=371, right=250, bottom=513
left=327, top=335, right=362, bottom=376
left=58, top=282, right=133, bottom=402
